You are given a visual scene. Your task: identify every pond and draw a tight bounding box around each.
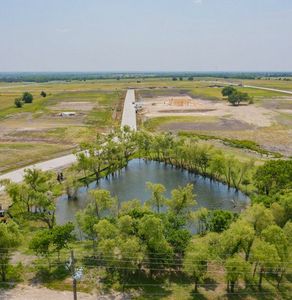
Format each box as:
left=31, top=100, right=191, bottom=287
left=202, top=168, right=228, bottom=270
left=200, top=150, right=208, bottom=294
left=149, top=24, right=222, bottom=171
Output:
left=56, top=159, right=249, bottom=224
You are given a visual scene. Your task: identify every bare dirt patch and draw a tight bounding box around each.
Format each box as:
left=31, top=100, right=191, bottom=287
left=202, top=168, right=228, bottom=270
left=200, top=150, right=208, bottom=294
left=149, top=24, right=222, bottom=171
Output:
left=160, top=119, right=254, bottom=132
left=141, top=95, right=276, bottom=127
left=50, top=101, right=96, bottom=111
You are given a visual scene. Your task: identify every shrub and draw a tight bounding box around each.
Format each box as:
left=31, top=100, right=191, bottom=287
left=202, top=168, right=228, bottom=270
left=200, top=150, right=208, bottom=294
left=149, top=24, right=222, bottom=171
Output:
left=22, top=92, right=33, bottom=103
left=14, top=97, right=23, bottom=108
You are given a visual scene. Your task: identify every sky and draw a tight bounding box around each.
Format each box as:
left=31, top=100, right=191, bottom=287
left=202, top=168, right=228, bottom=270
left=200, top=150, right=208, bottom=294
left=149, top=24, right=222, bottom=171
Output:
left=0, top=0, right=292, bottom=72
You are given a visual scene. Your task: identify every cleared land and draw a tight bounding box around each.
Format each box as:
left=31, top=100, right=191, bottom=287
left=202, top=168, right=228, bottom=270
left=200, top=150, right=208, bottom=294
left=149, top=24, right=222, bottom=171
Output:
left=0, top=78, right=291, bottom=173
left=138, top=82, right=292, bottom=157
left=0, top=81, right=125, bottom=173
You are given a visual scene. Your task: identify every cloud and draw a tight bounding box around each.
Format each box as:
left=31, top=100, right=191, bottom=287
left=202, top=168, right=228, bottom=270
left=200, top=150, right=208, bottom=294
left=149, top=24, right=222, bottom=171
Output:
left=193, top=0, right=203, bottom=4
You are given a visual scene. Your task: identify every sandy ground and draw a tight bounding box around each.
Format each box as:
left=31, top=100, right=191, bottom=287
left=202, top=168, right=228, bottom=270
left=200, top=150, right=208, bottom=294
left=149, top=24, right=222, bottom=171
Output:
left=0, top=285, right=129, bottom=300
left=141, top=96, right=276, bottom=127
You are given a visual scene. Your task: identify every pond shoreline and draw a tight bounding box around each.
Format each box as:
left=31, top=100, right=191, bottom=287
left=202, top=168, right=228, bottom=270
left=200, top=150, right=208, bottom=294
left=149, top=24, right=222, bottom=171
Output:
left=56, top=159, right=249, bottom=225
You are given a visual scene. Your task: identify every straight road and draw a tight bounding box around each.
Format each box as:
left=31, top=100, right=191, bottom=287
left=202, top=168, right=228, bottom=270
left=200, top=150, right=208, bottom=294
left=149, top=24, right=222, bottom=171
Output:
left=0, top=89, right=136, bottom=190
left=121, top=89, right=137, bottom=130
left=210, top=81, right=292, bottom=95
left=243, top=84, right=292, bottom=95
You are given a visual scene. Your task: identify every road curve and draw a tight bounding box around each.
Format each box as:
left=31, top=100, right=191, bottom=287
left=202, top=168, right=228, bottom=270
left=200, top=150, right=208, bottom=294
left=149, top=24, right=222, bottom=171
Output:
left=0, top=89, right=136, bottom=191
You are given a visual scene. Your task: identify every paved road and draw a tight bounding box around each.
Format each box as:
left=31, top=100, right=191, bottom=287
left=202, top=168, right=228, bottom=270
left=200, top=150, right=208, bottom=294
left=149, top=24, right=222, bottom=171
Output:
left=210, top=81, right=292, bottom=95
left=243, top=84, right=292, bottom=95
left=121, top=89, right=137, bottom=130
left=0, top=89, right=136, bottom=190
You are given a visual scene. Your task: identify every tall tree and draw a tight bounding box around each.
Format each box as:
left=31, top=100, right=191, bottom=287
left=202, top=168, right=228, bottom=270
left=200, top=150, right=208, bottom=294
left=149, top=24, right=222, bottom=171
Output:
left=0, top=221, right=21, bottom=281
left=251, top=239, right=281, bottom=290
left=167, top=184, right=197, bottom=217
left=225, top=255, right=250, bottom=293
left=145, top=182, right=166, bottom=213
left=183, top=238, right=209, bottom=292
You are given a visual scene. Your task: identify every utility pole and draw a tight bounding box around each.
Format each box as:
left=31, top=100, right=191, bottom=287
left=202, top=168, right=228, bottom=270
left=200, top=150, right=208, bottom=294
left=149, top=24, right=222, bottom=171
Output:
left=71, top=250, right=77, bottom=300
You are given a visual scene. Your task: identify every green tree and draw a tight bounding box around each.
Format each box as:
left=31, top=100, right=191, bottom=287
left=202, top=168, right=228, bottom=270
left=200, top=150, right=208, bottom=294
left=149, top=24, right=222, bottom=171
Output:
left=29, top=229, right=53, bottom=268
left=167, top=184, right=197, bottom=217
left=251, top=239, right=281, bottom=290
left=40, top=91, right=47, bottom=97
left=261, top=225, right=289, bottom=287
left=5, top=169, right=61, bottom=228
left=183, top=238, right=209, bottom=292
left=221, top=86, right=236, bottom=97
left=88, top=189, right=117, bottom=218
left=207, top=210, right=235, bottom=233
left=94, top=219, right=118, bottom=240
left=77, top=189, right=117, bottom=253
left=241, top=203, right=274, bottom=234
left=228, top=90, right=249, bottom=106
left=14, top=97, right=23, bottom=108
left=22, top=92, right=33, bottom=103
left=225, top=255, right=250, bottom=293
left=145, top=182, right=166, bottom=213
left=253, top=160, right=292, bottom=195
left=51, top=223, right=75, bottom=261
left=0, top=221, right=21, bottom=281
left=138, top=214, right=173, bottom=272
left=221, top=219, right=255, bottom=261
left=162, top=212, right=191, bottom=256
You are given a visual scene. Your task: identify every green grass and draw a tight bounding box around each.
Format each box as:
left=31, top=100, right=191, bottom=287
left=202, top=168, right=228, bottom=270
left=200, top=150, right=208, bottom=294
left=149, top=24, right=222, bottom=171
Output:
left=0, top=77, right=291, bottom=173
left=143, top=116, right=218, bottom=131
left=0, top=142, right=74, bottom=174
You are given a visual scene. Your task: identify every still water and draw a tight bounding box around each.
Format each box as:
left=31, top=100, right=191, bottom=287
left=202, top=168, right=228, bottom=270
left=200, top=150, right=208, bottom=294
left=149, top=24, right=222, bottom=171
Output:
left=56, top=159, right=249, bottom=224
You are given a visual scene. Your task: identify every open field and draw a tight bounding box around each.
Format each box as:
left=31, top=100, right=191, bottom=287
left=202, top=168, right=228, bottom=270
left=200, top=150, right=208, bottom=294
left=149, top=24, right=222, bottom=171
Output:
left=0, top=80, right=127, bottom=173
left=138, top=80, right=292, bottom=157
left=0, top=78, right=292, bottom=173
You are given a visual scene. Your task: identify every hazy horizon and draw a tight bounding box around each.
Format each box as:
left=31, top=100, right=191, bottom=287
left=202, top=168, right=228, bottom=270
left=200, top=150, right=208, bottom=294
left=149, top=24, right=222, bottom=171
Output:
left=1, top=0, right=292, bottom=72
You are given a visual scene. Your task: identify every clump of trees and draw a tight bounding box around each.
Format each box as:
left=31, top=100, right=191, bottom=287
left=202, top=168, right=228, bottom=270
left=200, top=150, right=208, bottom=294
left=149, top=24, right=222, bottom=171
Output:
left=1, top=126, right=291, bottom=296
left=70, top=129, right=255, bottom=193
left=2, top=168, right=62, bottom=228
left=30, top=223, right=75, bottom=267
left=222, top=86, right=252, bottom=106
left=14, top=92, right=34, bottom=108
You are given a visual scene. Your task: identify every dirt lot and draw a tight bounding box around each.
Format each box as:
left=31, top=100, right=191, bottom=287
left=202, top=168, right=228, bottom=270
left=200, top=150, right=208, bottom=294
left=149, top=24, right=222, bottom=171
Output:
left=140, top=96, right=276, bottom=127
left=50, top=101, right=96, bottom=111
left=161, top=119, right=254, bottom=131
left=141, top=95, right=292, bottom=156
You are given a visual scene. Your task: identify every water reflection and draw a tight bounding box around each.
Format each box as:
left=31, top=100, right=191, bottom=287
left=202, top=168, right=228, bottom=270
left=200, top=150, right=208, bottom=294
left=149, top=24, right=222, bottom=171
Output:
left=56, top=159, right=249, bottom=224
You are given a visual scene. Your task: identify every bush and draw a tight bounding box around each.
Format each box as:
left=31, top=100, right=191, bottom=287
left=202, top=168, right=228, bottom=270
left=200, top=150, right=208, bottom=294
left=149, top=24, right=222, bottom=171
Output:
left=40, top=91, right=47, bottom=97
left=22, top=92, right=33, bottom=103
left=14, top=97, right=23, bottom=108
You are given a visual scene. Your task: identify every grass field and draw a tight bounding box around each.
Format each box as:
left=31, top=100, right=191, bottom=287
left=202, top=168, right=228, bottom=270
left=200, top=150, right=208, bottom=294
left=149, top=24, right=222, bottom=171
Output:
left=0, top=77, right=291, bottom=173
left=0, top=80, right=125, bottom=173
